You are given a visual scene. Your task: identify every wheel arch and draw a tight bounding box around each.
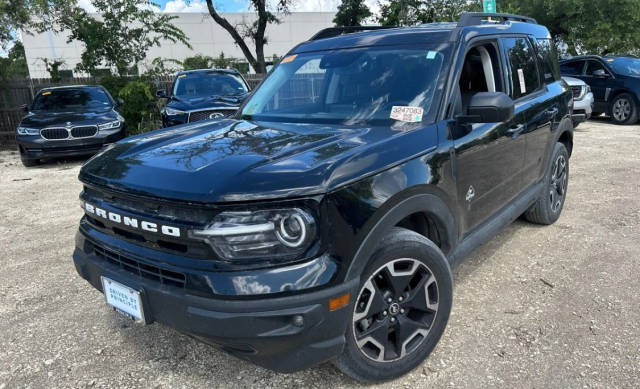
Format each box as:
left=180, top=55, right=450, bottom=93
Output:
left=556, top=116, right=574, bottom=157
left=344, top=188, right=457, bottom=281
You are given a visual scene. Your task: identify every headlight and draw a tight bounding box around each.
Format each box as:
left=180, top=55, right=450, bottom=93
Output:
left=97, top=120, right=121, bottom=131
left=164, top=107, right=186, bottom=116
left=189, top=208, right=316, bottom=261
left=16, top=126, right=40, bottom=136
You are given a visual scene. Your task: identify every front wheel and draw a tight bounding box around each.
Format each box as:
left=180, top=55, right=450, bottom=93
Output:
left=609, top=93, right=638, bottom=124
left=333, top=227, right=453, bottom=382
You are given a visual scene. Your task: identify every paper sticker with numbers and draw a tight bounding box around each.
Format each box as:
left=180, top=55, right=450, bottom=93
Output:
left=390, top=106, right=423, bottom=122
left=517, top=68, right=526, bottom=94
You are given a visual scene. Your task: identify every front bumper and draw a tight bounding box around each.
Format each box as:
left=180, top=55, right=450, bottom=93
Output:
left=572, top=92, right=594, bottom=125
left=17, top=128, right=125, bottom=160
left=73, top=229, right=357, bottom=372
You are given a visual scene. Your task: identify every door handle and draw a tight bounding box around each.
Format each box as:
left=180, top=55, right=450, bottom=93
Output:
left=506, top=124, right=525, bottom=137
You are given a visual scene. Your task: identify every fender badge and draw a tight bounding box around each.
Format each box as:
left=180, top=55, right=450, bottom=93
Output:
left=466, top=186, right=475, bottom=202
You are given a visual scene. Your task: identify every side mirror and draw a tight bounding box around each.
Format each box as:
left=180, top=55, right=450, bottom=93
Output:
left=20, top=104, right=29, bottom=113
left=156, top=89, right=167, bottom=98
left=116, top=98, right=124, bottom=107
left=457, top=92, right=515, bottom=124
left=593, top=69, right=609, bottom=78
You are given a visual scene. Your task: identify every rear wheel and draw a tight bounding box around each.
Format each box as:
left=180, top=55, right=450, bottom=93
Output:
left=334, top=227, right=453, bottom=382
left=524, top=143, right=569, bottom=225
left=609, top=93, right=638, bottom=124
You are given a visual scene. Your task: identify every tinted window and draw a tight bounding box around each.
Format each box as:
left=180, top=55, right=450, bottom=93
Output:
left=32, top=88, right=112, bottom=111
left=173, top=72, right=248, bottom=97
left=535, top=38, right=560, bottom=83
left=560, top=61, right=584, bottom=75
left=241, top=44, right=451, bottom=125
left=585, top=60, right=609, bottom=76
left=502, top=37, right=540, bottom=99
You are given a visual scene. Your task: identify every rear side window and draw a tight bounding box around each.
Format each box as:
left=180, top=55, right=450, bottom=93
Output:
left=535, top=38, right=560, bottom=83
left=502, top=37, right=540, bottom=100
left=560, top=61, right=584, bottom=76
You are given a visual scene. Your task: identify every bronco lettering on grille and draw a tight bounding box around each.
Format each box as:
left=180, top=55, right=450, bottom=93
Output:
left=83, top=202, right=181, bottom=237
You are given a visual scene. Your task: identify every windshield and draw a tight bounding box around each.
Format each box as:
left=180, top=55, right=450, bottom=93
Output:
left=172, top=72, right=248, bottom=97
left=605, top=57, right=640, bottom=76
left=32, top=88, right=113, bottom=112
left=240, top=44, right=451, bottom=125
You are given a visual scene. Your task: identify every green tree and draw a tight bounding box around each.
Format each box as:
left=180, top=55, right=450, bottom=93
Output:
left=501, top=0, right=640, bottom=56
left=46, top=0, right=191, bottom=75
left=212, top=52, right=233, bottom=69
left=41, top=58, right=66, bottom=81
left=205, top=0, right=292, bottom=74
left=181, top=54, right=215, bottom=70
left=378, top=0, right=471, bottom=26
left=333, top=0, right=372, bottom=26
left=0, top=42, right=29, bottom=82
left=0, top=0, right=29, bottom=49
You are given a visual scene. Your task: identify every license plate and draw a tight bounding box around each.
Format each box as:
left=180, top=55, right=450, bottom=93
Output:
left=101, top=276, right=145, bottom=323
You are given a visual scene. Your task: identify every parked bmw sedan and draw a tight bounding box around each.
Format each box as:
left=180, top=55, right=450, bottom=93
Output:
left=562, top=76, right=593, bottom=127
left=16, top=85, right=125, bottom=167
left=157, top=69, right=249, bottom=127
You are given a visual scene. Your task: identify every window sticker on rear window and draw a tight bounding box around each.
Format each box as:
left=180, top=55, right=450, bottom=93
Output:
left=390, top=106, right=423, bottom=122
left=517, top=68, right=526, bottom=94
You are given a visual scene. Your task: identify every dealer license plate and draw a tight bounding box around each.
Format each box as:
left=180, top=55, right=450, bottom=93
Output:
left=101, top=276, right=145, bottom=323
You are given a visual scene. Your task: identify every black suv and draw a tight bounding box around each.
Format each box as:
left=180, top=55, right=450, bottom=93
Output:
left=560, top=55, right=640, bottom=124
left=157, top=68, right=249, bottom=127
left=16, top=85, right=125, bottom=167
left=73, top=13, right=573, bottom=382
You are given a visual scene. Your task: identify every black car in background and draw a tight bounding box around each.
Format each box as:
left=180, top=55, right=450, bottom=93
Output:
left=560, top=55, right=640, bottom=124
left=157, top=69, right=249, bottom=127
left=16, top=85, right=125, bottom=167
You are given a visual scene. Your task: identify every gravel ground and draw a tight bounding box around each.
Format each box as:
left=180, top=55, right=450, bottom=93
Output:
left=0, top=119, right=639, bottom=388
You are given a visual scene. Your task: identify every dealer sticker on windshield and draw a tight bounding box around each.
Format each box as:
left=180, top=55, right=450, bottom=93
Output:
left=390, top=106, right=423, bottom=122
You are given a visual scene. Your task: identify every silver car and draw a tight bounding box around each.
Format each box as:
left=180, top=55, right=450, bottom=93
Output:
left=563, top=76, right=594, bottom=127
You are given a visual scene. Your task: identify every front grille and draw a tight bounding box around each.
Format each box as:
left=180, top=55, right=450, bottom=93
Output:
left=71, top=125, right=98, bottom=138
left=188, top=109, right=235, bottom=123
left=571, top=85, right=583, bottom=99
left=41, top=127, right=69, bottom=140
left=93, top=243, right=186, bottom=288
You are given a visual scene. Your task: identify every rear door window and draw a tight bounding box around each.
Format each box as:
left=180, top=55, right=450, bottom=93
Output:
left=535, top=38, right=560, bottom=84
left=501, top=37, right=541, bottom=100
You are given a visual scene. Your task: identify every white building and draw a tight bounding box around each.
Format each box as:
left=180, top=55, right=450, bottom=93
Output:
left=21, top=12, right=336, bottom=78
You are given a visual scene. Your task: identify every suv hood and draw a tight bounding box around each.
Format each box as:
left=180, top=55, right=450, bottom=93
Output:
left=21, top=109, right=118, bottom=128
left=79, top=119, right=439, bottom=203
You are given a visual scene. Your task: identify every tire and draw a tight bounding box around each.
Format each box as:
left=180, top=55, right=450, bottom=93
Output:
left=524, top=143, right=569, bottom=225
left=608, top=93, right=638, bottom=124
left=21, top=158, right=40, bottom=167
left=333, top=227, right=453, bottom=382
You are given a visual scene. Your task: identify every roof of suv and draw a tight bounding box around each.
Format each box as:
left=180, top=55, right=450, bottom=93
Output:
left=293, top=12, right=550, bottom=54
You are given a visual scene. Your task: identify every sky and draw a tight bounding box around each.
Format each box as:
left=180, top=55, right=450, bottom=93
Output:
left=155, top=0, right=346, bottom=13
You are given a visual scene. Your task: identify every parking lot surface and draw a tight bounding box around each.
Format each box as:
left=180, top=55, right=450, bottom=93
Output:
left=1, top=119, right=639, bottom=388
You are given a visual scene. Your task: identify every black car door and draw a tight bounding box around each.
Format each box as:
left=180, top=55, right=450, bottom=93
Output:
left=451, top=40, right=527, bottom=235
left=581, top=60, right=615, bottom=109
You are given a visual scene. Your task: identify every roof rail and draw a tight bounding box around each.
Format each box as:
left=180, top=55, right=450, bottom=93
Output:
left=457, top=12, right=537, bottom=27
left=309, top=26, right=394, bottom=41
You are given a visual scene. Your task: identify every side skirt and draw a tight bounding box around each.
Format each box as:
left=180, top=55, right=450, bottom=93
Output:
left=449, top=180, right=543, bottom=267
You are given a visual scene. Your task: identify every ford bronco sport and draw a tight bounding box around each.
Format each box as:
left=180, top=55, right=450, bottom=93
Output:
left=73, top=13, right=573, bottom=382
